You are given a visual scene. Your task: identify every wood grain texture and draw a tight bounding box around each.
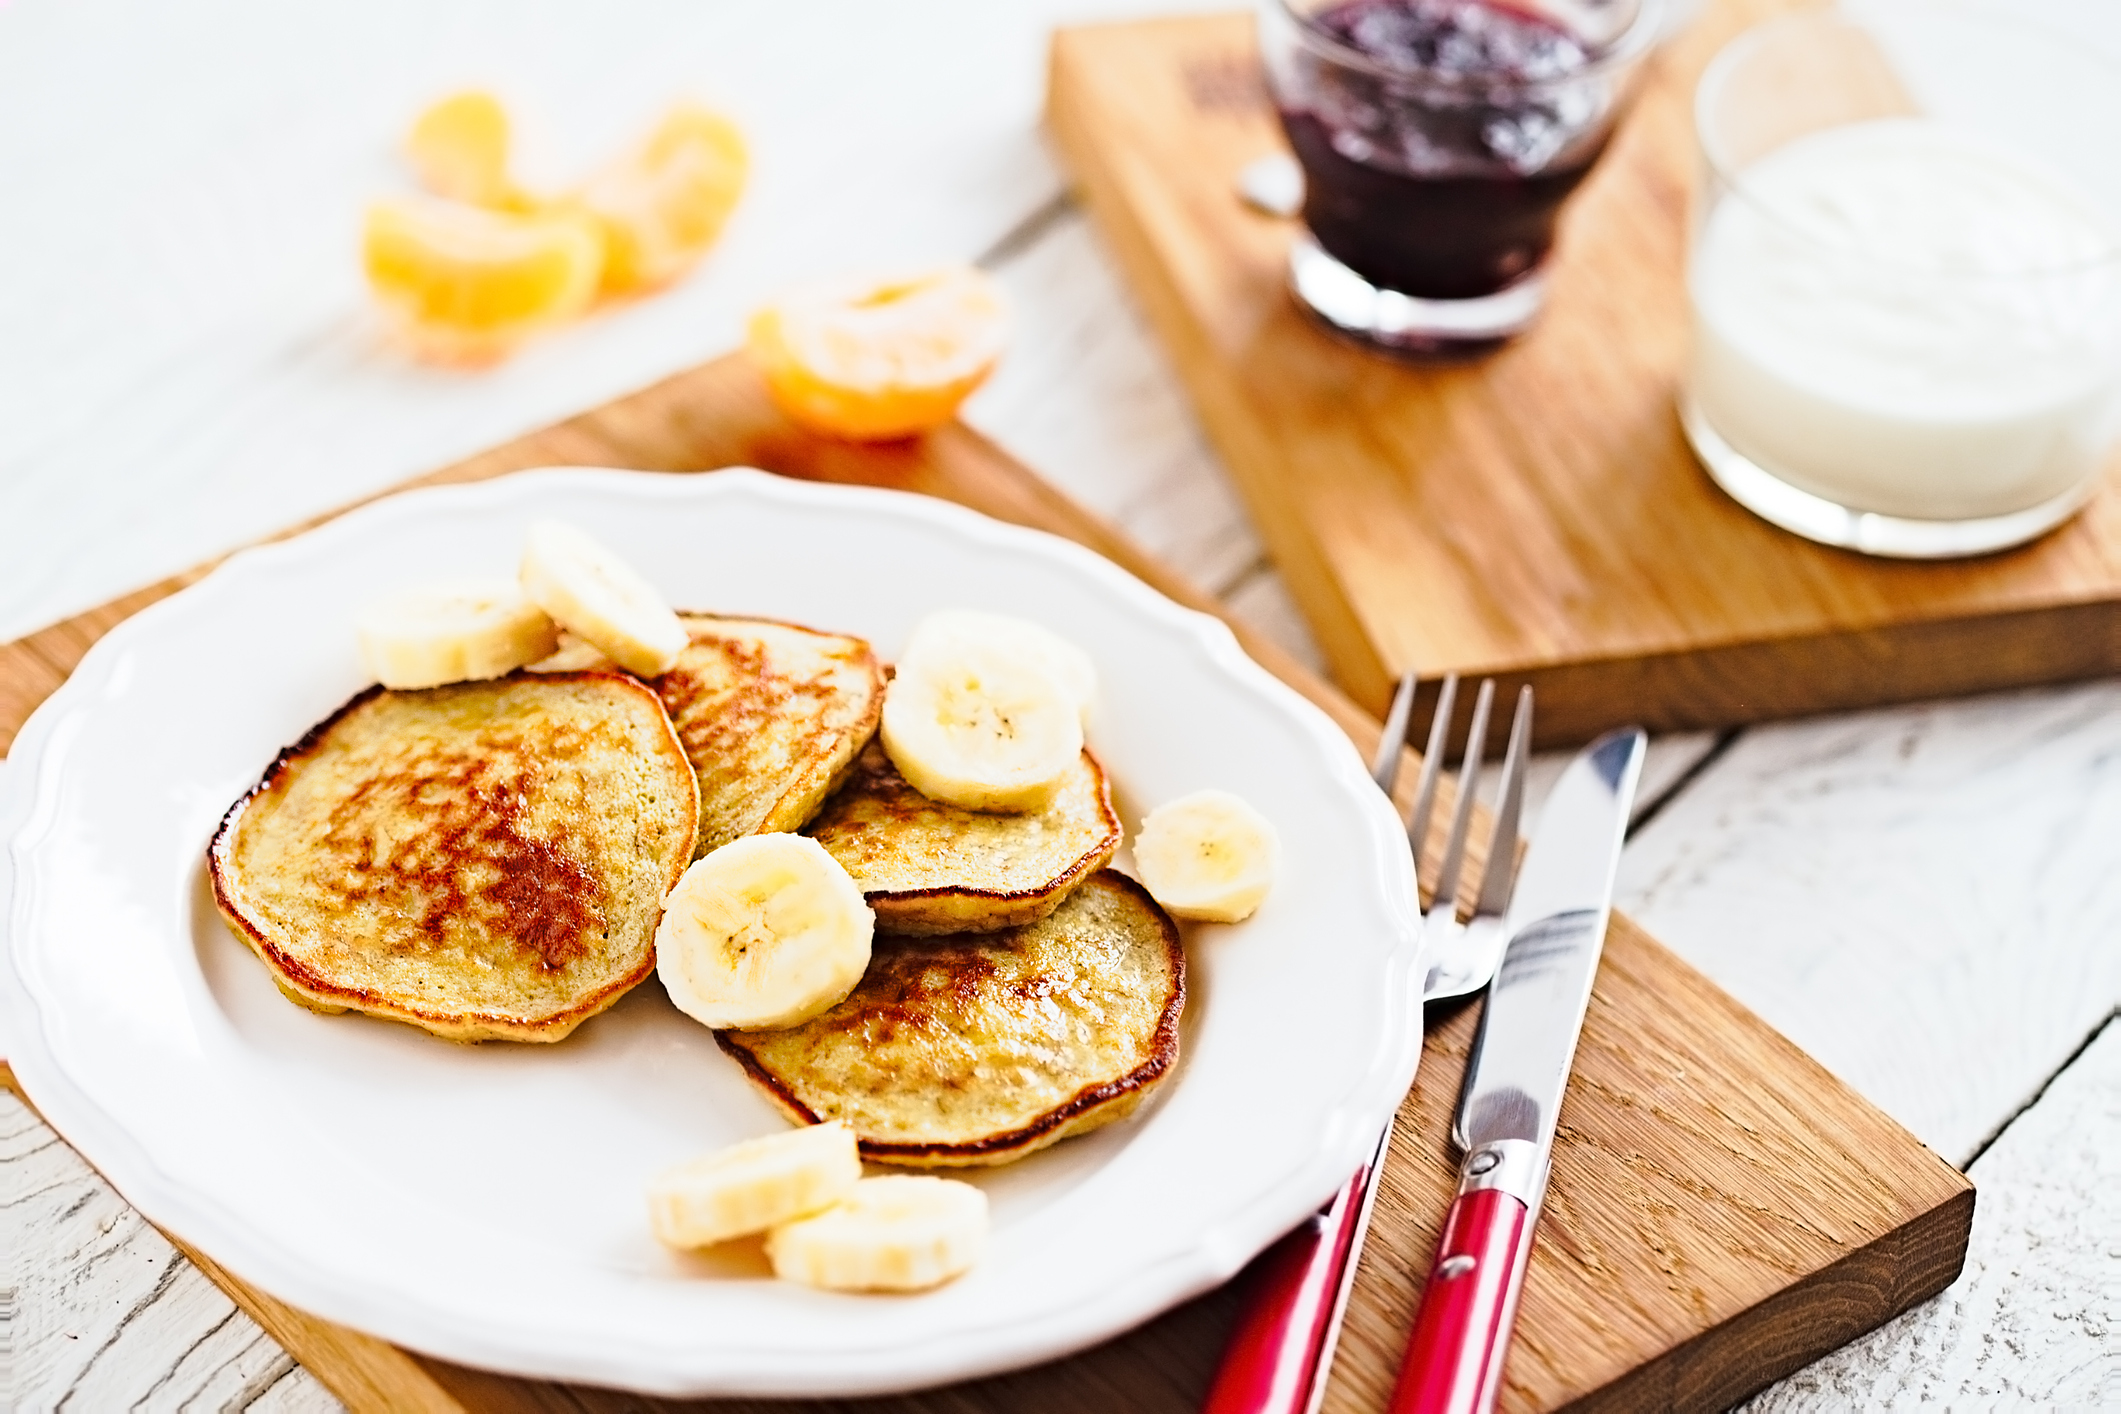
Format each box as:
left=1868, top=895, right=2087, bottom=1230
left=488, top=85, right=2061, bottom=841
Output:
left=0, top=353, right=1970, bottom=1413
left=1323, top=927, right=1974, bottom=1414
left=0, top=0, right=1172, bottom=647
left=966, top=205, right=1266, bottom=601
left=1743, top=1017, right=2121, bottom=1410
left=1, top=1082, right=342, bottom=1414
left=1043, top=4, right=2121, bottom=749
left=947, top=153, right=2112, bottom=1409
left=1616, top=677, right=2121, bottom=1166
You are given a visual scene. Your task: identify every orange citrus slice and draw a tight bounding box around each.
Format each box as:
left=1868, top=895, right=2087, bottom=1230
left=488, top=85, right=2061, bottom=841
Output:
left=404, top=91, right=530, bottom=209
left=746, top=267, right=1008, bottom=441
left=572, top=103, right=747, bottom=295
left=363, top=196, right=604, bottom=364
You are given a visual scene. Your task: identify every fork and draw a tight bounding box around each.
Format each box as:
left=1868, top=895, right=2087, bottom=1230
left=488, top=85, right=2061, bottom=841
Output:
left=1201, top=670, right=1533, bottom=1414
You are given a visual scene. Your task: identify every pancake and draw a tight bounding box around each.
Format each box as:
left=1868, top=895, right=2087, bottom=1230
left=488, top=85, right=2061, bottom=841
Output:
left=208, top=671, right=698, bottom=1043
left=654, top=614, right=884, bottom=859
left=717, top=871, right=1184, bottom=1167
left=806, top=742, right=1121, bottom=934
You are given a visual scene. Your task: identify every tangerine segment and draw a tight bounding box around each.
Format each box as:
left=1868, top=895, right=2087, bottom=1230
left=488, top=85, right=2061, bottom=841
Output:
left=363, top=196, right=605, bottom=364
left=405, top=90, right=527, bottom=209
left=573, top=103, right=748, bottom=295
left=747, top=267, right=1008, bottom=441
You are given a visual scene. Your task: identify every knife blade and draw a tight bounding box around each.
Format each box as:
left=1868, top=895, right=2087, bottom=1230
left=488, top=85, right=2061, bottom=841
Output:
left=1386, top=727, right=1645, bottom=1414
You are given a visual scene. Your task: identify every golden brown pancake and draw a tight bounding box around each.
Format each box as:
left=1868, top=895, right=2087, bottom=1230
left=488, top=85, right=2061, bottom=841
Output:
left=209, top=672, right=698, bottom=1043
left=806, top=742, right=1120, bottom=934
left=654, top=614, right=883, bottom=859
left=717, top=872, right=1184, bottom=1167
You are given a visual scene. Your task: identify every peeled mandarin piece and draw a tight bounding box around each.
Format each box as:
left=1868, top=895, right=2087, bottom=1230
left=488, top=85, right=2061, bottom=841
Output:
left=573, top=102, right=748, bottom=295
left=746, top=266, right=1008, bottom=441
left=363, top=196, right=604, bottom=364
left=405, top=90, right=525, bottom=208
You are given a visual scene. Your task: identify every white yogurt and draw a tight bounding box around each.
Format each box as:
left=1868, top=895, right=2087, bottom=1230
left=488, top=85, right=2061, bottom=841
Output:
left=1688, top=118, right=2121, bottom=522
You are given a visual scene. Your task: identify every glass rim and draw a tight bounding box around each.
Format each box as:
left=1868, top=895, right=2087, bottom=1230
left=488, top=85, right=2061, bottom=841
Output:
left=1272, top=0, right=1667, bottom=92
left=1695, top=6, right=2121, bottom=277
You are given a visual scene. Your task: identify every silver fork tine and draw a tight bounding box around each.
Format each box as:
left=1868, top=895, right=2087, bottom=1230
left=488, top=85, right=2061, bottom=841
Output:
left=1472, top=686, right=1534, bottom=920
left=1405, top=673, right=1459, bottom=897
left=1370, top=670, right=1420, bottom=795
left=1424, top=678, right=1494, bottom=926
left=1241, top=678, right=1520, bottom=1413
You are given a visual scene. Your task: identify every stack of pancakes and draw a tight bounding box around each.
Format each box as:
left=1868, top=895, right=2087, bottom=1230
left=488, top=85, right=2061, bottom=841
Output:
left=211, top=614, right=1182, bottom=1167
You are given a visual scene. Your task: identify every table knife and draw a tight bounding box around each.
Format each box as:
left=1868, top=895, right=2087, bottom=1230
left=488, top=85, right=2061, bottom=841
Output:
left=1387, top=727, right=1645, bottom=1414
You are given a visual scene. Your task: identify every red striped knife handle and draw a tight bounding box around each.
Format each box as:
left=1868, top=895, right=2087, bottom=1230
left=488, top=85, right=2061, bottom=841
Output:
left=1200, top=1164, right=1370, bottom=1414
left=1385, top=1188, right=1534, bottom=1414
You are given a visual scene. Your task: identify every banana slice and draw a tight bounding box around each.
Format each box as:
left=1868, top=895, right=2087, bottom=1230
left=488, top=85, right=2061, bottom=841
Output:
left=1133, top=790, right=1281, bottom=923
left=518, top=518, right=688, bottom=677
left=880, top=644, right=1083, bottom=813
left=903, top=609, right=1097, bottom=725
left=647, top=1122, right=862, bottom=1249
left=656, top=833, right=874, bottom=1031
left=355, top=578, right=558, bottom=689
left=766, top=1175, right=988, bottom=1292
left=523, top=629, right=616, bottom=674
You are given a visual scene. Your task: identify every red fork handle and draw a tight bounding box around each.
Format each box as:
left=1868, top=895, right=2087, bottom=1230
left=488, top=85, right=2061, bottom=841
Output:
left=1200, top=1158, right=1374, bottom=1414
left=1385, top=1187, right=1535, bottom=1414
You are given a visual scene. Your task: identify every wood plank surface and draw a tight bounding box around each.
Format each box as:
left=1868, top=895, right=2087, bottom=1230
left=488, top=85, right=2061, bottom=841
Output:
left=0, top=0, right=1123, bottom=650
left=1743, top=1016, right=2121, bottom=1410
left=970, top=163, right=2121, bottom=1410
left=1043, top=3, right=2121, bottom=749
left=0, top=352, right=1971, bottom=1412
left=1616, top=680, right=2121, bottom=1168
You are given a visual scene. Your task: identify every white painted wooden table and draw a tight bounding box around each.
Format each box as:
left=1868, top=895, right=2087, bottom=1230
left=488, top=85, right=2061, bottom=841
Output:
left=3, top=1, right=2117, bottom=1409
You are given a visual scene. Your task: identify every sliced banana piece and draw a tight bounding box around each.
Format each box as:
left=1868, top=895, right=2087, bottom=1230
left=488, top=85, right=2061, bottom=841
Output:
left=356, top=577, right=558, bottom=689
left=647, top=1122, right=862, bottom=1249
left=904, top=608, right=1097, bottom=725
left=766, top=1174, right=988, bottom=1292
left=1134, top=789, right=1281, bottom=923
left=656, top=833, right=873, bottom=1031
left=880, top=644, right=1082, bottom=813
left=518, top=518, right=688, bottom=677
left=523, top=629, right=616, bottom=674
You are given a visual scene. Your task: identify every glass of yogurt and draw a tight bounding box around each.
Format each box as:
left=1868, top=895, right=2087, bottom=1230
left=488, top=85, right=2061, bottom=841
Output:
left=1683, top=3, right=2121, bottom=557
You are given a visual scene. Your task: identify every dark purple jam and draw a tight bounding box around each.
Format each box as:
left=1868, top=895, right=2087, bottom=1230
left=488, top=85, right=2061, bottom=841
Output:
left=1314, top=0, right=1588, bottom=78
left=1277, top=0, right=1617, bottom=299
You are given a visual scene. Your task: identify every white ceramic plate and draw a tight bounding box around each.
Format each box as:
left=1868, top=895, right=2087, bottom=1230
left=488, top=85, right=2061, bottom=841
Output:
left=0, top=468, right=1423, bottom=1397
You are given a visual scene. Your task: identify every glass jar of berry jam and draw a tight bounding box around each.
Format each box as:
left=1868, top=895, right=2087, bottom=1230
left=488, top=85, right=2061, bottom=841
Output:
left=1261, top=0, right=1663, bottom=354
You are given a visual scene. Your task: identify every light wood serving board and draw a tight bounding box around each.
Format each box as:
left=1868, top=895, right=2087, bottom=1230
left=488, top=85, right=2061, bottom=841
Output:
left=1046, top=1, right=2121, bottom=749
left=0, top=353, right=1970, bottom=1412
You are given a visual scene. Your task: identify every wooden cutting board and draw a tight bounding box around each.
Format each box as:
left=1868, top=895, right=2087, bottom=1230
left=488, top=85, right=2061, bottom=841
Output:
left=1045, top=1, right=2121, bottom=749
left=0, top=353, right=1971, bottom=1413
